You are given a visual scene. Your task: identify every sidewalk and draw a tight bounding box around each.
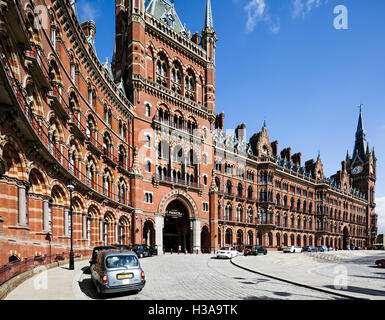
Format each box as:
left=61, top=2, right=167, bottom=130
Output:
left=5, top=260, right=89, bottom=300
left=232, top=251, right=385, bottom=300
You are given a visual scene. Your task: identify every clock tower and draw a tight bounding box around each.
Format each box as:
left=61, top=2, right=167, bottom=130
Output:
left=348, top=108, right=377, bottom=246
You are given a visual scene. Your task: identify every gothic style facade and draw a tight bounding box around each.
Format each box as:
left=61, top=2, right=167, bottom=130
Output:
left=0, top=0, right=377, bottom=265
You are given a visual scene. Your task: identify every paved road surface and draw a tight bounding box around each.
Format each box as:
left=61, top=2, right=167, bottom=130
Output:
left=6, top=253, right=343, bottom=300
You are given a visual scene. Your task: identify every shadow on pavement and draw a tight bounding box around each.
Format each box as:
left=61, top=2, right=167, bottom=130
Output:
left=81, top=266, right=91, bottom=274
left=324, top=285, right=385, bottom=297
left=78, top=278, right=99, bottom=300
left=78, top=277, right=142, bottom=300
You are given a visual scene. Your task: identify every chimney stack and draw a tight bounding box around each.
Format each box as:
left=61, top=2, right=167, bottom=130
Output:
left=215, top=112, right=225, bottom=130
left=235, top=123, right=246, bottom=141
left=280, top=147, right=291, bottom=162
left=271, top=141, right=278, bottom=156
left=292, top=153, right=302, bottom=166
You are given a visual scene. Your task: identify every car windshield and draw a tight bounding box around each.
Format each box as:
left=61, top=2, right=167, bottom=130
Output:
left=245, top=246, right=253, bottom=249
left=220, top=247, right=230, bottom=250
left=106, top=255, right=139, bottom=268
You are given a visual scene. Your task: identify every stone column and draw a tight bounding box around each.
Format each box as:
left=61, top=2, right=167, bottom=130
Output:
left=18, top=186, right=27, bottom=226
left=197, top=163, right=200, bottom=184
left=99, top=220, right=103, bottom=243
left=64, top=209, right=69, bottom=237
left=82, top=214, right=87, bottom=239
left=155, top=213, right=164, bottom=255
left=43, top=200, right=50, bottom=232
left=191, top=219, right=201, bottom=252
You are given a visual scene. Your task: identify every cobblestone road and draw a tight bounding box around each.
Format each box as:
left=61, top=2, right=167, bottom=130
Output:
left=74, top=253, right=342, bottom=300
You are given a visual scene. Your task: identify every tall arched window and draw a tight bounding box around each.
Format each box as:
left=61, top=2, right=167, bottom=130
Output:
left=236, top=206, right=243, bottom=222
left=225, top=203, right=232, bottom=221
left=226, top=181, right=232, bottom=195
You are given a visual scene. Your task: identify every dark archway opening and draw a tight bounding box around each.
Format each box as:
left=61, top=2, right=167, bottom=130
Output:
left=163, top=200, right=191, bottom=252
left=201, top=226, right=210, bottom=253
left=343, top=227, right=350, bottom=250
left=143, top=220, right=155, bottom=248
left=9, top=255, right=20, bottom=263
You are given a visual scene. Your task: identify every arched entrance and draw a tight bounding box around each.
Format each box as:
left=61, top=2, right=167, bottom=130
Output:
left=163, top=199, right=191, bottom=252
left=201, top=226, right=210, bottom=253
left=225, top=228, right=232, bottom=245
left=236, top=229, right=243, bottom=247
left=143, top=220, right=155, bottom=247
left=9, top=255, right=20, bottom=263
left=343, top=227, right=350, bottom=249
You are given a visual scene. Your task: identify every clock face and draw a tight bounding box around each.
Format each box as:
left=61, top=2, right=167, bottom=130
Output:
left=352, top=166, right=363, bottom=175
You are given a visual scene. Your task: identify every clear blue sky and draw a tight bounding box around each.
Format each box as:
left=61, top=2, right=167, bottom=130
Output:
left=76, top=0, right=385, bottom=232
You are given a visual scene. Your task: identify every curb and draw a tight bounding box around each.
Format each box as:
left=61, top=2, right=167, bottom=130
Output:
left=230, top=257, right=367, bottom=301
left=0, top=257, right=88, bottom=300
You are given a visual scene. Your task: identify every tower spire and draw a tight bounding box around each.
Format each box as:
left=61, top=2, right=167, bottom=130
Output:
left=204, top=0, right=214, bottom=30
left=356, top=104, right=365, bottom=137
left=352, top=105, right=368, bottom=163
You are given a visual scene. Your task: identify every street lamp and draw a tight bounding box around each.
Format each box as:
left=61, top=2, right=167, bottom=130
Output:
left=67, top=182, right=75, bottom=270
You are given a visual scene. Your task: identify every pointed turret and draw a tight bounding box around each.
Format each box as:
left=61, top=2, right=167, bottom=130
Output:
left=204, top=0, right=214, bottom=31
left=201, top=0, right=217, bottom=112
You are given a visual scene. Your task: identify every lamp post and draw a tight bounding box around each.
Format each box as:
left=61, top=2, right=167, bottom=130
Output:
left=67, top=183, right=75, bottom=270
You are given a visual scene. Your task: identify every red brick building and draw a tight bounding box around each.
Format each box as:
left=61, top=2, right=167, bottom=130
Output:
left=0, top=0, right=377, bottom=265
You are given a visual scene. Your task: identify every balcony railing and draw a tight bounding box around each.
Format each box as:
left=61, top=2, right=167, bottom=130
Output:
left=24, top=44, right=51, bottom=90
left=155, top=174, right=202, bottom=189
left=153, top=115, right=199, bottom=137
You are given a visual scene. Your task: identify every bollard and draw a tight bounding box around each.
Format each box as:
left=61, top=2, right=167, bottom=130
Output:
left=171, top=248, right=173, bottom=255
left=163, top=248, right=166, bottom=255
left=184, top=249, right=187, bottom=254
left=178, top=248, right=180, bottom=255
left=196, top=249, right=198, bottom=254
left=190, top=249, right=193, bottom=254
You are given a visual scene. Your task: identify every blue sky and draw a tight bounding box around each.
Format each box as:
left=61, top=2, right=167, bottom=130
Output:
left=77, top=0, right=385, bottom=233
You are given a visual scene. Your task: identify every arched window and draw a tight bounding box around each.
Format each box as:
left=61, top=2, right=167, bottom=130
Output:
left=248, top=186, right=253, bottom=200
left=276, top=194, right=281, bottom=206
left=145, top=104, right=151, bottom=117
left=247, top=207, right=253, bottom=223
left=260, top=209, right=267, bottom=224
left=237, top=184, right=243, bottom=198
left=236, top=206, right=243, bottom=222
left=226, top=181, right=232, bottom=195
left=102, top=169, right=113, bottom=198
left=283, top=214, right=287, bottom=227
left=118, top=145, right=127, bottom=168
left=225, top=203, right=232, bottom=220
left=145, top=135, right=151, bottom=147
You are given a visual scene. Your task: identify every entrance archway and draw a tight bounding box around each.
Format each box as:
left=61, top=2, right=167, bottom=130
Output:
left=343, top=227, right=350, bottom=249
left=201, top=226, right=210, bottom=253
left=163, top=199, right=191, bottom=252
left=143, top=220, right=155, bottom=247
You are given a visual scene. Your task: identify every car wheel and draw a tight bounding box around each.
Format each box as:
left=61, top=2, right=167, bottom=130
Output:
left=380, top=263, right=384, bottom=268
left=264, top=252, right=267, bottom=255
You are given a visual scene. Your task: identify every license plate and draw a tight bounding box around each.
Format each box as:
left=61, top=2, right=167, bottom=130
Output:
left=117, top=273, right=134, bottom=280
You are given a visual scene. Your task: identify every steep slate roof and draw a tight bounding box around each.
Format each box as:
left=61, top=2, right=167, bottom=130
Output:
left=146, top=0, right=187, bottom=35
